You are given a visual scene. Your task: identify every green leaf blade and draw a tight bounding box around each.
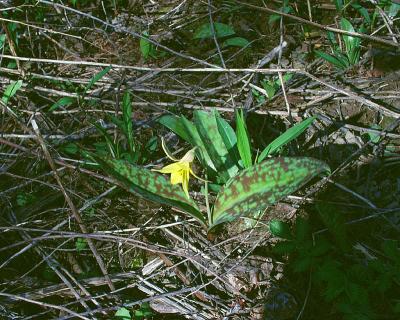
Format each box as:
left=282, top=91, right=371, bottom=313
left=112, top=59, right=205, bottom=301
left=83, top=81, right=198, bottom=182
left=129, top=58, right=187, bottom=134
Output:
left=85, top=66, right=111, bottom=92
left=211, top=157, right=330, bottom=228
left=258, top=116, right=316, bottom=163
left=158, top=114, right=191, bottom=142
left=215, top=111, right=242, bottom=169
left=315, top=50, right=348, bottom=69
left=235, top=109, right=252, bottom=168
left=140, top=31, right=151, bottom=59
left=222, top=37, right=250, bottom=48
left=2, top=80, right=23, bottom=104
left=49, top=96, right=76, bottom=111
left=193, top=22, right=235, bottom=39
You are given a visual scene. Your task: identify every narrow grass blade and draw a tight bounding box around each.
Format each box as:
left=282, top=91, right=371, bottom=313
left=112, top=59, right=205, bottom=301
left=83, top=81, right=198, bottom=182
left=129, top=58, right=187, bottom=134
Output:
left=258, top=116, right=316, bottom=163
left=315, top=50, right=348, bottom=69
left=210, top=157, right=330, bottom=229
left=235, top=109, right=252, bottom=168
left=84, top=66, right=111, bottom=92
left=140, top=31, right=151, bottom=59
left=122, top=91, right=135, bottom=153
left=2, top=80, right=23, bottom=104
left=49, top=97, right=75, bottom=111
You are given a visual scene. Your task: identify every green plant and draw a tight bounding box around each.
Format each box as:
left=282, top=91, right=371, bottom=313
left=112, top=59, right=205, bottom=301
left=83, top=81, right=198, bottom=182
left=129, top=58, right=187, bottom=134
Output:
left=139, top=31, right=166, bottom=60
left=75, top=238, right=87, bottom=252
left=2, top=80, right=23, bottom=104
left=270, top=204, right=400, bottom=319
left=49, top=65, right=111, bottom=111
left=134, top=303, right=153, bottom=319
left=268, top=0, right=294, bottom=25
left=16, top=192, right=36, bottom=207
left=315, top=18, right=363, bottom=69
left=90, top=110, right=328, bottom=231
left=193, top=22, right=250, bottom=48
left=88, top=91, right=156, bottom=163
left=260, top=73, right=293, bottom=100
left=115, top=307, right=131, bottom=320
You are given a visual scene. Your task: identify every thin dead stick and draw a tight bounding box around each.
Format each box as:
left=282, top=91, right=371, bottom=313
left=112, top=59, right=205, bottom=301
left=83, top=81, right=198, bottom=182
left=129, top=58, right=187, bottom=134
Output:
left=234, top=1, right=400, bottom=48
left=303, top=71, right=399, bottom=117
left=31, top=119, right=116, bottom=292
left=37, top=0, right=219, bottom=69
left=0, top=55, right=302, bottom=72
left=1, top=22, right=22, bottom=73
left=0, top=17, right=82, bottom=40
left=0, top=292, right=91, bottom=320
left=278, top=72, right=292, bottom=123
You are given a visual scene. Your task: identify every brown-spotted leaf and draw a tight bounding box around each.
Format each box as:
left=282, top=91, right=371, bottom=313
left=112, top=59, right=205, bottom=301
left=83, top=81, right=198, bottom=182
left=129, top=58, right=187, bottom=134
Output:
left=210, top=157, right=330, bottom=229
left=93, top=156, right=206, bottom=226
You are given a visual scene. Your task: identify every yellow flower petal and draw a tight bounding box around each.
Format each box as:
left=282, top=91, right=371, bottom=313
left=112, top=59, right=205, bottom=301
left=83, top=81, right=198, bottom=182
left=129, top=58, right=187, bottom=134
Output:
left=170, top=171, right=183, bottom=185
left=182, top=168, right=190, bottom=198
left=154, top=162, right=184, bottom=174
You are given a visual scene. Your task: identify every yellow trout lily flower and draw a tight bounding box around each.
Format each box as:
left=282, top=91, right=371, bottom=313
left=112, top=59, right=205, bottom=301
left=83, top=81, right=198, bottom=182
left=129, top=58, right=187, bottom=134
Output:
left=153, top=138, right=204, bottom=198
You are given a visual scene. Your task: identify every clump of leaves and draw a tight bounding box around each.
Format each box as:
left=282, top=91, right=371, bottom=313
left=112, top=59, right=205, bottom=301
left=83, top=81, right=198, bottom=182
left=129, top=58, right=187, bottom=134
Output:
left=193, top=21, right=250, bottom=48
left=315, top=18, right=363, bottom=69
left=91, top=110, right=328, bottom=231
left=270, top=203, right=400, bottom=319
left=49, top=65, right=111, bottom=111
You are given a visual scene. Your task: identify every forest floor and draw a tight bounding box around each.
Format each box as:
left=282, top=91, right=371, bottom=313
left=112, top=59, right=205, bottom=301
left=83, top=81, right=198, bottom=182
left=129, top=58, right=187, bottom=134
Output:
left=1, top=1, right=400, bottom=319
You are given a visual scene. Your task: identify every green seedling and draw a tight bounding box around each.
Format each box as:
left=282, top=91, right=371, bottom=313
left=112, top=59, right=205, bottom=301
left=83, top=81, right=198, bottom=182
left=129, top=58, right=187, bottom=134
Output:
left=261, top=73, right=293, bottom=100
left=2, top=80, right=23, bottom=104
left=115, top=307, right=131, bottom=320
left=193, top=22, right=250, bottom=48
left=315, top=18, right=363, bottom=69
left=50, top=66, right=111, bottom=111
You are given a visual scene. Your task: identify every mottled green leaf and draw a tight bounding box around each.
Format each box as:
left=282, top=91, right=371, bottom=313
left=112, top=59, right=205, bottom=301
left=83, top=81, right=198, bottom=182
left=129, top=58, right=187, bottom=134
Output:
left=211, top=157, right=330, bottom=228
left=258, top=116, right=316, bottom=162
left=235, top=109, right=252, bottom=168
left=181, top=115, right=217, bottom=174
left=193, top=22, right=235, bottom=39
left=91, top=155, right=206, bottom=226
left=158, top=114, right=190, bottom=142
left=122, top=91, right=135, bottom=153
left=194, top=110, right=239, bottom=181
left=2, top=80, right=23, bottom=104
left=215, top=111, right=242, bottom=169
